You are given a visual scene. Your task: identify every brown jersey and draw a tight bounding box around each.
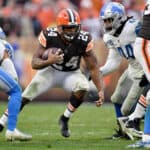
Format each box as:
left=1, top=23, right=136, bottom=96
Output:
left=38, top=27, right=93, bottom=71
left=138, top=1, right=150, bottom=40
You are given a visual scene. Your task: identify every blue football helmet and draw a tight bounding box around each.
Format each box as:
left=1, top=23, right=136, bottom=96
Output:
left=100, top=2, right=127, bottom=34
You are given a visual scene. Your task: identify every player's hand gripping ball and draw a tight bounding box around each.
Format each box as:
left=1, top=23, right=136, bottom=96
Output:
left=42, top=47, right=63, bottom=60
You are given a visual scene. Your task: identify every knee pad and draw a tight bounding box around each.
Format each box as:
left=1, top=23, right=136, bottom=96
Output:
left=121, top=106, right=130, bottom=116
left=111, top=93, right=122, bottom=104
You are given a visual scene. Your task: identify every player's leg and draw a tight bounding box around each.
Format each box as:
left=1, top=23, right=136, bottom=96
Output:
left=127, top=84, right=149, bottom=123
left=121, top=79, right=144, bottom=116
left=110, top=70, right=132, bottom=139
left=0, top=68, right=31, bottom=141
left=59, top=70, right=89, bottom=137
left=0, top=69, right=21, bottom=131
left=0, top=67, right=54, bottom=131
left=22, top=67, right=54, bottom=103
left=127, top=90, right=150, bottom=148
left=118, top=83, right=149, bottom=140
left=111, top=69, right=131, bottom=118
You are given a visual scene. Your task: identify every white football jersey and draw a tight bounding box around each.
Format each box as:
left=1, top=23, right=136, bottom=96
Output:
left=103, top=18, right=144, bottom=79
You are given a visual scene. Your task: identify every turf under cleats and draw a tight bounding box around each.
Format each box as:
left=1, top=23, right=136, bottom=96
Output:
left=59, top=115, right=70, bottom=138
left=5, top=128, right=32, bottom=141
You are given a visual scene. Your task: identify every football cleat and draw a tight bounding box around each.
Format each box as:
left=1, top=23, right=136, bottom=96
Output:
left=118, top=116, right=129, bottom=132
left=59, top=115, right=70, bottom=138
left=117, top=116, right=134, bottom=140
left=5, top=128, right=32, bottom=141
left=108, top=119, right=129, bottom=140
left=127, top=140, right=150, bottom=148
left=124, top=118, right=143, bottom=139
left=111, top=129, right=125, bottom=140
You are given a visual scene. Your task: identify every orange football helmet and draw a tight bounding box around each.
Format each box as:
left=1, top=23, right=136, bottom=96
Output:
left=56, top=9, right=81, bottom=42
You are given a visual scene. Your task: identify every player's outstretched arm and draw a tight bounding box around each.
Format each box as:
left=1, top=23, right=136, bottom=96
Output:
left=83, top=50, right=104, bottom=106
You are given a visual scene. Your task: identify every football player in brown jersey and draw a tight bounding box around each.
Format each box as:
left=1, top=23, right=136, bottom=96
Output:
left=0, top=9, right=104, bottom=138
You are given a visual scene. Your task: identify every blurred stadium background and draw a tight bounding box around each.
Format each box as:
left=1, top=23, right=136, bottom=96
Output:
left=0, top=0, right=145, bottom=102
left=0, top=0, right=146, bottom=149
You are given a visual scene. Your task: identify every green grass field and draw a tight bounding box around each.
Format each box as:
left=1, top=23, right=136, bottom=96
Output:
left=0, top=103, right=143, bottom=150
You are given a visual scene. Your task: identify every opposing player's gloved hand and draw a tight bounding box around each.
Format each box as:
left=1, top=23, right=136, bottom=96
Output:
left=95, top=91, right=104, bottom=107
left=139, top=74, right=149, bottom=87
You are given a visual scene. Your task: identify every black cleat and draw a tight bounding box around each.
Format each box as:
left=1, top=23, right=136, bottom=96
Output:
left=109, top=129, right=129, bottom=140
left=124, top=118, right=143, bottom=139
left=126, top=118, right=141, bottom=131
left=59, top=115, right=70, bottom=138
left=107, top=119, right=130, bottom=140
left=0, top=123, right=4, bottom=132
left=111, top=129, right=124, bottom=139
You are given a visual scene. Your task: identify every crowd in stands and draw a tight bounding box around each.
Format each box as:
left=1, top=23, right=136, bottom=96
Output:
left=0, top=0, right=145, bottom=38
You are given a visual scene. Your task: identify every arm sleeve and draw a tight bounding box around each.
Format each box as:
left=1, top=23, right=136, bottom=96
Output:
left=100, top=49, right=122, bottom=76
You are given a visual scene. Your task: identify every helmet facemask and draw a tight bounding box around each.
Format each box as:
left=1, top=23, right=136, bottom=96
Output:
left=58, top=24, right=81, bottom=42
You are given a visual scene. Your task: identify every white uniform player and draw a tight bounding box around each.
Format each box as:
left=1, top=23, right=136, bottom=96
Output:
left=101, top=18, right=144, bottom=115
left=0, top=28, right=32, bottom=141
left=99, top=2, right=146, bottom=139
left=100, top=2, right=144, bottom=115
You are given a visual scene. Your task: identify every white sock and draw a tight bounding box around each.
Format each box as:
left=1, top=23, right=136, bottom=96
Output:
left=0, top=113, right=8, bottom=126
left=64, top=108, right=73, bottom=118
left=142, top=134, right=150, bottom=142
left=6, top=129, right=14, bottom=133
left=129, top=95, right=147, bottom=120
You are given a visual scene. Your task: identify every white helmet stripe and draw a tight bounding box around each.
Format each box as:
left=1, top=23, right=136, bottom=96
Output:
left=67, top=9, right=75, bottom=23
